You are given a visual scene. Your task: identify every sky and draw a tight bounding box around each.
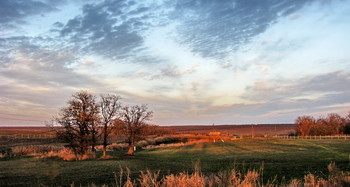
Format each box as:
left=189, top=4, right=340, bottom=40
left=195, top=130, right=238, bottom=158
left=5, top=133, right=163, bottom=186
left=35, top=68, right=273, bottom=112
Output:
left=0, top=0, right=350, bottom=126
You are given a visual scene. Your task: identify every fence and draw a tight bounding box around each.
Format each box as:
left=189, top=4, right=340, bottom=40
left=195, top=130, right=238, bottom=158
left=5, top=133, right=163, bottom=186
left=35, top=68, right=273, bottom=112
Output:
left=273, top=135, right=349, bottom=140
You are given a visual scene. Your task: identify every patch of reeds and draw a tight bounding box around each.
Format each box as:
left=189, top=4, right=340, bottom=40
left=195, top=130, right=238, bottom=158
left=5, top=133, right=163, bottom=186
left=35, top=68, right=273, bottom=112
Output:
left=3, top=145, right=96, bottom=161
left=9, top=145, right=64, bottom=157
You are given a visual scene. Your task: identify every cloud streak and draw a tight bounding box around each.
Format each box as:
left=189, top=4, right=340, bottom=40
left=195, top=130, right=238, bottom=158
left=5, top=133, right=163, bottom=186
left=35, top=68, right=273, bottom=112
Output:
left=0, top=0, right=349, bottom=125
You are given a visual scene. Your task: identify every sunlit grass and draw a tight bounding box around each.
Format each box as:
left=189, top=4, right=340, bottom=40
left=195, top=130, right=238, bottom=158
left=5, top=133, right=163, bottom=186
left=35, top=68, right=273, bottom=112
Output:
left=1, top=138, right=349, bottom=186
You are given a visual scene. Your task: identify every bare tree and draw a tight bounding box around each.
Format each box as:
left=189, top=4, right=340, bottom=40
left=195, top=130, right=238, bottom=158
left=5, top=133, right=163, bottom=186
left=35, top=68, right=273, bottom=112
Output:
left=54, top=91, right=100, bottom=158
left=295, top=113, right=349, bottom=136
left=100, top=94, right=121, bottom=157
left=345, top=112, right=350, bottom=134
left=295, top=116, right=315, bottom=136
left=324, top=113, right=347, bottom=135
left=118, top=104, right=153, bottom=155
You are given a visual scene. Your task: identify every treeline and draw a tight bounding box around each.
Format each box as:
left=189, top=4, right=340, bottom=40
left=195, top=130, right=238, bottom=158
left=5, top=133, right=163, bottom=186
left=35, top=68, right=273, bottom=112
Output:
left=295, top=112, right=350, bottom=136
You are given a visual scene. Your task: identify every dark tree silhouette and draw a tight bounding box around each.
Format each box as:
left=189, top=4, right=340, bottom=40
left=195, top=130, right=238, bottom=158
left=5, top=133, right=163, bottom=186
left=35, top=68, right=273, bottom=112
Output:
left=345, top=112, right=350, bottom=134
left=118, top=104, right=153, bottom=155
left=100, top=94, right=121, bottom=157
left=324, top=113, right=347, bottom=135
left=295, top=112, right=350, bottom=136
left=54, top=91, right=100, bottom=158
left=295, top=116, right=315, bottom=136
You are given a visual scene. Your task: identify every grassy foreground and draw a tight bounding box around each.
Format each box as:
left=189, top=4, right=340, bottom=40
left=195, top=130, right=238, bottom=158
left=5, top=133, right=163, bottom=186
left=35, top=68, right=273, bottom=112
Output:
left=1, top=138, right=350, bottom=186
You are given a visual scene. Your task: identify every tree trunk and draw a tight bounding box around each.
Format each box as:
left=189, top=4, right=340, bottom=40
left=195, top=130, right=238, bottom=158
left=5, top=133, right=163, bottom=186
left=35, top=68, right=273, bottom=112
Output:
left=91, top=136, right=95, bottom=152
left=126, top=143, right=135, bottom=155
left=91, top=128, right=96, bottom=152
left=103, top=125, right=107, bottom=157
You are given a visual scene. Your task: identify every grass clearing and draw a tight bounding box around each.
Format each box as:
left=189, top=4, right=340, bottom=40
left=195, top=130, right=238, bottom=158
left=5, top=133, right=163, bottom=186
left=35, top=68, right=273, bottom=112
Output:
left=0, top=138, right=349, bottom=186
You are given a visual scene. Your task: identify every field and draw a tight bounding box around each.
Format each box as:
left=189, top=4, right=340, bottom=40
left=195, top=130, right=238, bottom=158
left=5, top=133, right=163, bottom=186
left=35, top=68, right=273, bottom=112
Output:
left=1, top=135, right=350, bottom=186
left=168, top=124, right=295, bottom=136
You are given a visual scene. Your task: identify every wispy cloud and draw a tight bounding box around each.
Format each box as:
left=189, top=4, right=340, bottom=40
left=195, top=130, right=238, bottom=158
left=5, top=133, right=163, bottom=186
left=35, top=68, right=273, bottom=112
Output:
left=0, top=0, right=349, bottom=125
left=171, top=0, right=316, bottom=59
left=0, top=0, right=57, bottom=28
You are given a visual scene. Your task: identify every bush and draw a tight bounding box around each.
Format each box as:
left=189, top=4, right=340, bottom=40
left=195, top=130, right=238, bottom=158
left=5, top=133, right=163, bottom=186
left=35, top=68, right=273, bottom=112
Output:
left=136, top=140, right=149, bottom=148
left=109, top=143, right=128, bottom=151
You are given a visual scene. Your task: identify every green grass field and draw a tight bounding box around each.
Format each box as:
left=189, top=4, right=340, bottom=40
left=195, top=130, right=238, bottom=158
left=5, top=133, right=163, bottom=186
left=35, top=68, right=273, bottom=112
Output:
left=1, top=138, right=350, bottom=186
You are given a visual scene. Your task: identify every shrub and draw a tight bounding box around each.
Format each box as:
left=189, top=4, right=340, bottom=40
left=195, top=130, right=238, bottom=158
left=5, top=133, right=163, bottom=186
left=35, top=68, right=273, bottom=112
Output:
left=109, top=143, right=128, bottom=151
left=136, top=140, right=149, bottom=148
left=145, top=138, right=156, bottom=145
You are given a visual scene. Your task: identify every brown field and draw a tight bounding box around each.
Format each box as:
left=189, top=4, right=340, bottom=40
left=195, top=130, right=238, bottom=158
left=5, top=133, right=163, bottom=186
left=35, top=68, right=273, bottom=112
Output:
left=167, top=124, right=295, bottom=136
left=0, top=124, right=295, bottom=138
left=0, top=126, right=53, bottom=135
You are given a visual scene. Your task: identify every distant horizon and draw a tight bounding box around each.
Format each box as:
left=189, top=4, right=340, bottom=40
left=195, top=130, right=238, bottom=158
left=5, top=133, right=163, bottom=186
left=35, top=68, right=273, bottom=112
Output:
left=1, top=0, right=349, bottom=126
left=0, top=123, right=295, bottom=128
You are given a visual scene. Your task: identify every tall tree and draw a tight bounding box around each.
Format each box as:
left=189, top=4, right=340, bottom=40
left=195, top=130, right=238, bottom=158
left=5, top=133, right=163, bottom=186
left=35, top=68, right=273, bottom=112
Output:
left=295, top=116, right=315, bottom=136
left=118, top=104, right=153, bottom=155
left=100, top=94, right=121, bottom=157
left=54, top=91, right=100, bottom=158
left=345, top=112, right=350, bottom=134
left=324, top=113, right=347, bottom=135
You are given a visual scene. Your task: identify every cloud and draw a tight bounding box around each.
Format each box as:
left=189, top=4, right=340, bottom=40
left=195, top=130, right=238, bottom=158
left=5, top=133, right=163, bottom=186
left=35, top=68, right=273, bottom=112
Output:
left=157, top=71, right=350, bottom=124
left=55, top=0, right=318, bottom=62
left=150, top=65, right=197, bottom=80
left=0, top=0, right=58, bottom=29
left=1, top=0, right=349, bottom=126
left=171, top=0, right=316, bottom=59
left=0, top=35, right=111, bottom=125
left=244, top=71, right=350, bottom=101
left=236, top=71, right=350, bottom=117
left=0, top=36, right=102, bottom=88
left=58, top=0, right=171, bottom=61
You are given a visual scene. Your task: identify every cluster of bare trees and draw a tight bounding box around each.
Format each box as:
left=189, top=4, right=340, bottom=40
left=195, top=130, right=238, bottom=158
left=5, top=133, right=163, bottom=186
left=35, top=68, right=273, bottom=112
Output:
left=51, top=91, right=153, bottom=158
left=295, top=112, right=350, bottom=136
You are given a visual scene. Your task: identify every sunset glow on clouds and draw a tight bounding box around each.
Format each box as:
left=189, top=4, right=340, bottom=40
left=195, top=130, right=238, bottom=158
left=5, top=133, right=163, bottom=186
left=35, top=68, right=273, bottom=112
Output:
left=1, top=0, right=350, bottom=126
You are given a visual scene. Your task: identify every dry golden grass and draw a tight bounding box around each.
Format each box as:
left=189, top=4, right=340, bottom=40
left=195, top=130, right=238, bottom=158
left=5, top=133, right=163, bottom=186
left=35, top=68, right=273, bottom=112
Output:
left=108, top=162, right=349, bottom=187
left=10, top=145, right=64, bottom=157
left=3, top=144, right=97, bottom=161
left=40, top=149, right=97, bottom=161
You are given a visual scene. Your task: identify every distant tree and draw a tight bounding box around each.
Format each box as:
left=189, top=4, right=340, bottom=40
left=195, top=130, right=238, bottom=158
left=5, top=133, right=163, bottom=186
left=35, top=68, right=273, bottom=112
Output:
left=118, top=104, right=153, bottom=155
left=295, top=112, right=350, bottom=136
left=295, top=116, right=315, bottom=136
left=345, top=112, right=350, bottom=134
left=54, top=91, right=100, bottom=158
left=100, top=94, right=121, bottom=157
left=324, top=113, right=347, bottom=135
left=311, top=118, right=329, bottom=136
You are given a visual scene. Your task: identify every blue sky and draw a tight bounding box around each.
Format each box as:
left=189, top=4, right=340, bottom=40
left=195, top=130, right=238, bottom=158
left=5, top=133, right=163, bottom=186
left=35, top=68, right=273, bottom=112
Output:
left=0, top=0, right=350, bottom=126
